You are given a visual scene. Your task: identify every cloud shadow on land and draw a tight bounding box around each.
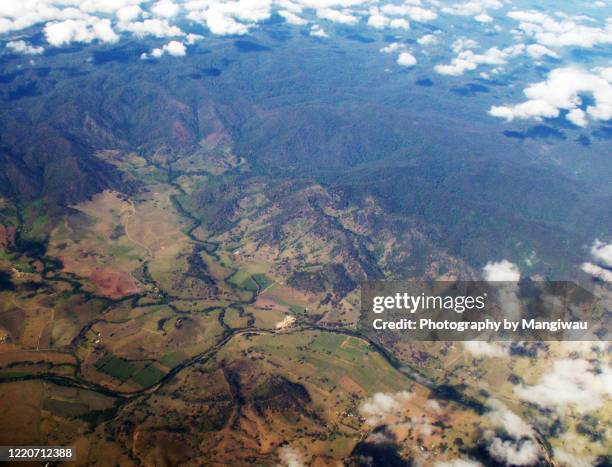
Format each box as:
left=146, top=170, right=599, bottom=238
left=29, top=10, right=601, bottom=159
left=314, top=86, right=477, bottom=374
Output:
left=503, top=125, right=567, bottom=141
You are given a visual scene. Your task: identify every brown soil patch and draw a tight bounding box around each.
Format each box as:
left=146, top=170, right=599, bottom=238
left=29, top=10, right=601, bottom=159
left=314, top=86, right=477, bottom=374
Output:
left=339, top=375, right=364, bottom=394
left=60, top=257, right=140, bottom=299
left=90, top=267, right=140, bottom=299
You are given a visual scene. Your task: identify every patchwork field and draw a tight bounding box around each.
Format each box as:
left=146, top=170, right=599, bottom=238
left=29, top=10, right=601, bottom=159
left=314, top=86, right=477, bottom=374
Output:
left=1, top=140, right=608, bottom=466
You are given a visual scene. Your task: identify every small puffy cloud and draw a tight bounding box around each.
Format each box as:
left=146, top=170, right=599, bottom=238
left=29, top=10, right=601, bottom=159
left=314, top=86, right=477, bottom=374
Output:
left=463, top=341, right=507, bottom=358
left=487, top=438, right=541, bottom=466
left=508, top=10, right=612, bottom=49
left=278, top=10, right=307, bottom=26
left=70, top=0, right=142, bottom=16
left=483, top=260, right=520, bottom=319
left=185, top=33, right=203, bottom=45
left=389, top=18, right=409, bottom=30
left=567, top=108, right=588, bottom=127
left=486, top=400, right=534, bottom=439
left=0, top=0, right=151, bottom=36
left=45, top=17, right=119, bottom=46
left=483, top=260, right=520, bottom=281
left=194, top=10, right=249, bottom=35
left=474, top=13, right=493, bottom=23
left=380, top=4, right=437, bottom=22
left=589, top=239, right=612, bottom=267
left=359, top=391, right=413, bottom=425
left=581, top=262, right=612, bottom=283
left=368, top=10, right=409, bottom=30
left=435, top=44, right=524, bottom=76
left=310, top=24, right=328, bottom=38
left=122, top=18, right=184, bottom=38
left=489, top=67, right=612, bottom=127
left=482, top=401, right=541, bottom=466
left=141, top=40, right=186, bottom=59
left=380, top=42, right=404, bottom=54
left=397, top=51, right=417, bottom=67
left=278, top=446, right=305, bottom=467
left=443, top=0, right=503, bottom=17
left=368, top=11, right=390, bottom=29
left=418, top=34, right=439, bottom=46
left=526, top=43, right=558, bottom=59
left=405, top=6, right=437, bottom=22
left=515, top=358, right=612, bottom=413
left=5, top=40, right=44, bottom=55
left=186, top=0, right=272, bottom=36
left=451, top=38, right=479, bottom=53
left=316, top=8, right=358, bottom=25
left=157, top=39, right=186, bottom=56
left=116, top=5, right=143, bottom=23
left=151, top=0, right=180, bottom=18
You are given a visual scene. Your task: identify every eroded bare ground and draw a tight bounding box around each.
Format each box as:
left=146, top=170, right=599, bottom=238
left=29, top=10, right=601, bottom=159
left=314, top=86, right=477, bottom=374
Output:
left=0, top=143, right=609, bottom=466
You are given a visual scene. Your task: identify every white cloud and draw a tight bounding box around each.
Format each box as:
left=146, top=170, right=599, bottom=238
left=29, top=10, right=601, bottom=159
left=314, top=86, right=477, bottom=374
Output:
left=526, top=43, right=558, bottom=59
left=141, top=39, right=186, bottom=59
left=122, top=18, right=184, bottom=37
left=389, top=18, right=409, bottom=29
left=278, top=446, right=305, bottom=467
left=316, top=8, right=358, bottom=25
left=489, top=67, right=612, bottom=127
left=380, top=4, right=437, bottom=22
left=487, top=400, right=534, bottom=439
left=483, top=260, right=520, bottom=281
left=192, top=10, right=249, bottom=35
left=367, top=11, right=389, bottom=29
left=163, top=39, right=186, bottom=55
left=278, top=10, right=307, bottom=25
left=359, top=391, right=413, bottom=425
left=508, top=10, right=612, bottom=49
left=443, top=0, right=503, bottom=17
left=405, top=6, right=437, bottom=22
left=474, top=13, right=493, bottom=23
left=185, top=33, right=203, bottom=44
left=418, top=34, right=438, bottom=46
left=397, top=51, right=416, bottom=67
left=581, top=262, right=612, bottom=283
left=368, top=10, right=409, bottom=30
left=5, top=40, right=44, bottom=55
left=0, top=0, right=140, bottom=34
left=186, top=0, right=272, bottom=36
left=151, top=0, right=180, bottom=18
left=44, top=17, right=119, bottom=46
left=462, top=341, right=507, bottom=358
left=435, top=44, right=524, bottom=76
left=310, top=24, right=328, bottom=37
left=567, top=108, right=588, bottom=127
left=589, top=239, right=612, bottom=267
left=483, top=260, right=520, bottom=319
left=487, top=438, right=541, bottom=466
left=380, top=42, right=404, bottom=53
left=116, top=5, right=142, bottom=23
left=483, top=400, right=541, bottom=466
left=451, top=38, right=479, bottom=53
left=515, top=358, right=612, bottom=413
left=70, top=0, right=143, bottom=16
